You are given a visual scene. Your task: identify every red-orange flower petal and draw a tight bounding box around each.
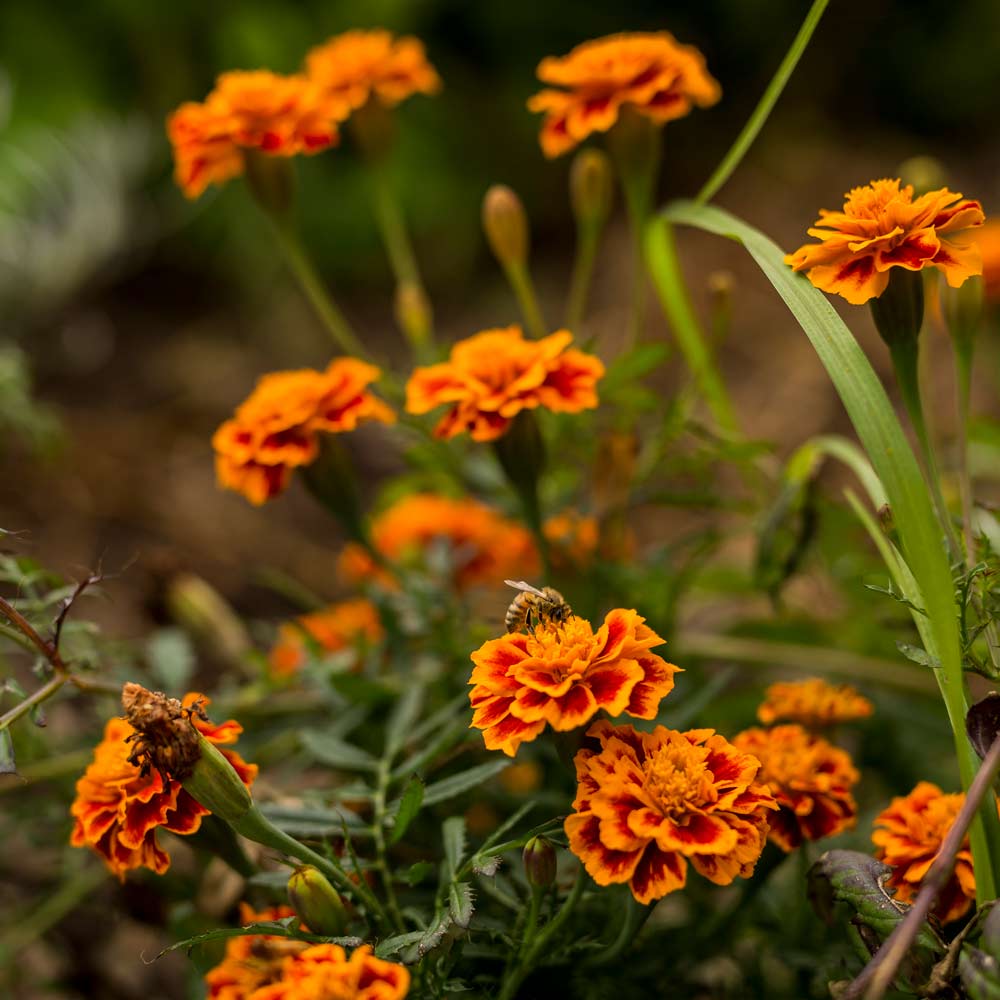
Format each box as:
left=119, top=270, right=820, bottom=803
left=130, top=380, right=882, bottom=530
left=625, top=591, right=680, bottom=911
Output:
left=269, top=599, right=383, bottom=678
left=249, top=943, right=409, bottom=1000
left=757, top=678, right=873, bottom=727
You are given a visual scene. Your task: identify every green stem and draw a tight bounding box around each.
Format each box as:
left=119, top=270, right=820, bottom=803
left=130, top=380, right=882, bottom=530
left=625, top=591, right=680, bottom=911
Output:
left=565, top=226, right=601, bottom=331
left=955, top=342, right=975, bottom=563
left=695, top=0, right=830, bottom=206
left=371, top=165, right=422, bottom=287
left=272, top=223, right=368, bottom=358
left=646, top=220, right=738, bottom=433
left=372, top=757, right=406, bottom=933
left=505, top=261, right=548, bottom=339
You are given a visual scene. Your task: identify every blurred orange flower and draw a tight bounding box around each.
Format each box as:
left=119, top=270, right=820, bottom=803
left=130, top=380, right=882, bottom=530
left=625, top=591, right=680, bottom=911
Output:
left=785, top=179, right=985, bottom=305
left=528, top=32, right=720, bottom=158
left=469, top=609, right=680, bottom=756
left=406, top=327, right=604, bottom=442
left=339, top=493, right=537, bottom=590
left=250, top=943, right=409, bottom=1000
left=269, top=599, right=383, bottom=677
left=70, top=694, right=256, bottom=879
left=977, top=218, right=1000, bottom=303
left=168, top=70, right=347, bottom=198
left=306, top=29, right=441, bottom=111
left=566, top=720, right=776, bottom=904
left=872, top=781, right=976, bottom=923
left=205, top=904, right=306, bottom=1000
left=213, top=358, right=394, bottom=505
left=757, top=678, right=873, bottom=727
left=733, top=725, right=858, bottom=852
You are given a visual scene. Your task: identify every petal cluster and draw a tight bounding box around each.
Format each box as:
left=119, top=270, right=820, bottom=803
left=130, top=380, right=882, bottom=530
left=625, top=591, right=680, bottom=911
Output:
left=756, top=678, right=873, bottom=727
left=305, top=29, right=441, bottom=111
left=205, top=904, right=306, bottom=1000
left=872, top=781, right=976, bottom=923
left=339, top=492, right=538, bottom=590
left=528, top=32, right=720, bottom=158
left=269, top=599, right=384, bottom=677
left=469, top=609, right=680, bottom=756
left=406, top=327, right=604, bottom=442
left=213, top=359, right=394, bottom=505
left=976, top=218, right=1000, bottom=303
left=733, top=725, right=858, bottom=851
left=70, top=694, right=257, bottom=879
left=785, top=178, right=985, bottom=305
left=566, top=720, right=777, bottom=904
left=250, top=943, right=409, bottom=1000
left=168, top=70, right=347, bottom=198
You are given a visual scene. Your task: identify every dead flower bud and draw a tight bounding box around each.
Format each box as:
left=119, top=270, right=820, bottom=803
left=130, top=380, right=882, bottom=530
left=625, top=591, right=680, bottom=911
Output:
left=121, top=682, right=206, bottom=785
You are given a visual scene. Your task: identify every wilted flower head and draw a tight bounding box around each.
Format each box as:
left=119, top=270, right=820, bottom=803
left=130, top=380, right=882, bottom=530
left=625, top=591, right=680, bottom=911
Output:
left=566, top=720, right=777, bottom=904
left=306, top=29, right=441, bottom=111
left=204, top=904, right=306, bottom=1000
left=250, top=943, right=409, bottom=1000
left=872, top=781, right=976, bottom=923
left=528, top=32, right=720, bottom=158
left=757, top=678, right=873, bottom=727
left=406, top=326, right=604, bottom=442
left=168, top=70, right=347, bottom=198
left=785, top=179, right=985, bottom=305
left=733, top=725, right=858, bottom=852
left=213, top=358, right=394, bottom=505
left=469, top=608, right=680, bottom=756
left=269, top=599, right=383, bottom=677
left=339, top=493, right=538, bottom=590
left=70, top=692, right=256, bottom=879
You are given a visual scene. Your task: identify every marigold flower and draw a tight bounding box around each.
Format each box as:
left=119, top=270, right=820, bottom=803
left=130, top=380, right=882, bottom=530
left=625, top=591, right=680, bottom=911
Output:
left=269, top=599, right=383, bottom=677
left=469, top=609, right=680, bottom=757
left=250, top=943, right=409, bottom=1000
left=872, top=781, right=977, bottom=923
left=70, top=693, right=256, bottom=879
left=732, top=725, right=858, bottom=852
left=976, top=219, right=1000, bottom=304
left=205, top=904, right=306, bottom=1000
left=168, top=70, right=346, bottom=199
left=785, top=179, right=985, bottom=305
left=305, top=29, right=440, bottom=112
left=757, top=678, right=873, bottom=727
left=406, top=326, right=604, bottom=442
left=566, top=720, right=776, bottom=904
left=338, top=492, right=538, bottom=590
left=213, top=358, right=394, bottom=505
left=528, top=32, right=720, bottom=158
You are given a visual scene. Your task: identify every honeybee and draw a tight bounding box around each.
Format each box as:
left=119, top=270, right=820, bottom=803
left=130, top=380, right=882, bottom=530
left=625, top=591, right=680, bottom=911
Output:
left=503, top=580, right=572, bottom=633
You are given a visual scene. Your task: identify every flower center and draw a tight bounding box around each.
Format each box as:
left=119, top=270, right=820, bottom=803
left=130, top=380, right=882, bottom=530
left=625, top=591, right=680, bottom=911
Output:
left=643, top=741, right=714, bottom=816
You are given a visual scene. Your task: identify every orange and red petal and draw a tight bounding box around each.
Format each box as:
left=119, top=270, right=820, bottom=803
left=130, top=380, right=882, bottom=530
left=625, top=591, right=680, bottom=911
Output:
left=565, top=812, right=643, bottom=885
left=806, top=256, right=891, bottom=305
left=481, top=714, right=546, bottom=757
left=629, top=843, right=687, bottom=903
left=933, top=237, right=983, bottom=288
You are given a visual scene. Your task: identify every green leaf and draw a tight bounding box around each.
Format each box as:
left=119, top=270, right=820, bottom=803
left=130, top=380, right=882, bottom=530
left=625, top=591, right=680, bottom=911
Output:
left=374, top=930, right=426, bottom=958
left=449, top=882, right=475, bottom=929
left=257, top=804, right=368, bottom=838
left=299, top=730, right=378, bottom=772
left=146, top=627, right=195, bottom=690
left=895, top=642, right=940, bottom=670
left=155, top=920, right=361, bottom=958
left=390, top=776, right=424, bottom=844
left=422, top=759, right=509, bottom=808
left=327, top=673, right=394, bottom=706
left=443, top=816, right=466, bottom=877
left=404, top=861, right=434, bottom=886
left=384, top=684, right=425, bottom=760
left=599, top=343, right=670, bottom=396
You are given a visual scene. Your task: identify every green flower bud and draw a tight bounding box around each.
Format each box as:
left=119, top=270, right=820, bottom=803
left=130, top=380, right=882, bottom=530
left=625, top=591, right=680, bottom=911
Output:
left=570, top=148, right=613, bottom=230
left=869, top=268, right=924, bottom=351
left=182, top=733, right=254, bottom=826
left=166, top=572, right=252, bottom=668
left=394, top=280, right=433, bottom=351
left=522, top=835, right=556, bottom=888
left=287, top=865, right=348, bottom=936
left=898, top=155, right=948, bottom=197
left=483, top=185, right=528, bottom=269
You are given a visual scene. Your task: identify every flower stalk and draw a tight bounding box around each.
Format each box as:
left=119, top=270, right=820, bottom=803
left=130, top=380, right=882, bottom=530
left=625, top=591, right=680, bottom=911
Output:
left=566, top=149, right=614, bottom=331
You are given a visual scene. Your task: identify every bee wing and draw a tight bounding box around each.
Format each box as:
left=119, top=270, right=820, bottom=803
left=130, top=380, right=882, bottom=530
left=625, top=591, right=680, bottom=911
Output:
left=504, top=579, right=547, bottom=597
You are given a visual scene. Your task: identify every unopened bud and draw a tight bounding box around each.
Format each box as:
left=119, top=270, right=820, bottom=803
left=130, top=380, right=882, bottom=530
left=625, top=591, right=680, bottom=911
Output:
left=287, top=865, right=348, bottom=936
left=570, top=148, right=613, bottom=229
left=166, top=573, right=252, bottom=668
left=244, top=149, right=295, bottom=221
left=394, top=281, right=433, bottom=351
left=182, top=734, right=254, bottom=826
left=483, top=185, right=528, bottom=268
left=898, top=155, right=948, bottom=197
left=869, top=268, right=924, bottom=350
left=522, top=835, right=556, bottom=888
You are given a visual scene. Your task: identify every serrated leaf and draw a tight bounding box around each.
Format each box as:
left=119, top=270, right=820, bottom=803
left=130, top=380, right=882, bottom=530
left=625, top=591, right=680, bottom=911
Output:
left=258, top=804, right=367, bottom=838
left=155, top=919, right=362, bottom=958
left=443, top=816, right=466, bottom=877
left=390, top=776, right=424, bottom=844
left=422, top=759, right=508, bottom=808
left=472, top=855, right=501, bottom=877
left=449, top=882, right=475, bottom=929
left=404, top=861, right=434, bottom=886
left=895, top=642, right=940, bottom=670
left=374, top=931, right=426, bottom=958
left=299, top=731, right=378, bottom=772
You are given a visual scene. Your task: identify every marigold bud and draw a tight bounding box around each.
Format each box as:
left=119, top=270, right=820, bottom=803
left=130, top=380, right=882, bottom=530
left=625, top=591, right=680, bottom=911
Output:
left=182, top=733, right=254, bottom=825
left=522, top=835, right=556, bottom=888
left=898, top=155, right=948, bottom=197
left=482, top=185, right=528, bottom=268
left=570, top=148, right=613, bottom=230
left=166, top=572, right=252, bottom=668
left=394, top=280, right=433, bottom=351
left=869, top=267, right=924, bottom=350
left=287, top=865, right=348, bottom=936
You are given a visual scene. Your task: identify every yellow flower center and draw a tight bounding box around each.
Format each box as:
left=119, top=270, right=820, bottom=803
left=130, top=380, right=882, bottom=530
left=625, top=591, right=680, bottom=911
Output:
left=643, top=740, right=715, bottom=816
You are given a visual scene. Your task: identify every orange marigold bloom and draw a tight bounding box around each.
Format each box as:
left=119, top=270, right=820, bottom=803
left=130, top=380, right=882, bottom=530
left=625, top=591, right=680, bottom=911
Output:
left=528, top=32, right=721, bottom=158
left=205, top=904, right=306, bottom=1000
left=732, top=725, right=859, bottom=852
left=70, top=694, right=257, bottom=879
left=872, top=781, right=977, bottom=924
left=785, top=178, right=985, bottom=305
left=305, top=29, right=441, bottom=111
left=269, top=599, right=383, bottom=677
left=469, top=609, right=680, bottom=757
left=339, top=492, right=538, bottom=590
left=250, top=943, right=409, bottom=1000
left=406, top=327, right=604, bottom=442
left=976, top=218, right=1000, bottom=303
left=566, top=720, right=777, bottom=904
left=757, top=678, right=873, bottom=727
left=168, top=70, right=346, bottom=199
left=213, top=358, right=394, bottom=505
